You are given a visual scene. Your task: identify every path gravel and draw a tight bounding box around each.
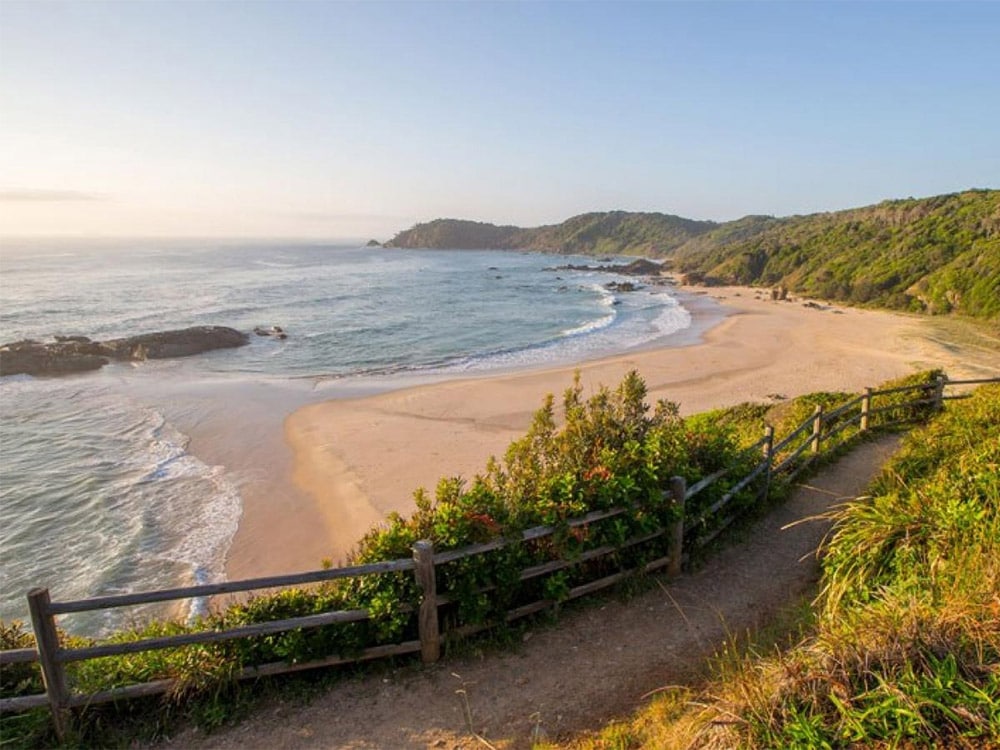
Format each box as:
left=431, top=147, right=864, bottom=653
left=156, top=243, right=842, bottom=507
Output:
left=162, top=435, right=901, bottom=750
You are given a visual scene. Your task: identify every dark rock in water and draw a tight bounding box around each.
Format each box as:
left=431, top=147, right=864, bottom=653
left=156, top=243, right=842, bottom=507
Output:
left=365, top=239, right=382, bottom=247
left=0, top=326, right=249, bottom=377
left=254, top=325, right=287, bottom=339
left=544, top=258, right=665, bottom=276
left=103, top=326, right=249, bottom=360
left=617, top=259, right=663, bottom=275
left=605, top=281, right=640, bottom=293
left=0, top=339, right=109, bottom=376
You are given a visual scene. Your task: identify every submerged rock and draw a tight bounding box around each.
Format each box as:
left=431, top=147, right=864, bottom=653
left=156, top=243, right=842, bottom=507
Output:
left=0, top=326, right=249, bottom=377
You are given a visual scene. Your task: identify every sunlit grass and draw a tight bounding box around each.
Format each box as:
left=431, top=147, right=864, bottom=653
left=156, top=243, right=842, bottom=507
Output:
left=556, top=385, right=1000, bottom=749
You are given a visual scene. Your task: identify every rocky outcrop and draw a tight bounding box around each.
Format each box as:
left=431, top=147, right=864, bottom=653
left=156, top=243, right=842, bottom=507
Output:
left=0, top=338, right=109, bottom=376
left=545, top=258, right=666, bottom=276
left=605, top=281, right=641, bottom=293
left=254, top=325, right=287, bottom=340
left=0, top=326, right=249, bottom=377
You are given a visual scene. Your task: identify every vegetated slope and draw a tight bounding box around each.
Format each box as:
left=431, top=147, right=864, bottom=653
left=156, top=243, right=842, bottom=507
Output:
left=525, top=211, right=718, bottom=256
left=384, top=218, right=526, bottom=249
left=567, top=384, right=1000, bottom=749
left=386, top=189, right=1000, bottom=319
left=387, top=210, right=718, bottom=256
left=674, top=188, right=1000, bottom=319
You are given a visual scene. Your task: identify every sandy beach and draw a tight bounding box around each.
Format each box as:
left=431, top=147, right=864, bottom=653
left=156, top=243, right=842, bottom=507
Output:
left=226, top=285, right=1000, bottom=579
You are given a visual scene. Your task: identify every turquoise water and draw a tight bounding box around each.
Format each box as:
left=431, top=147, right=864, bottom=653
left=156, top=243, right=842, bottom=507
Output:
left=0, top=239, right=694, bottom=633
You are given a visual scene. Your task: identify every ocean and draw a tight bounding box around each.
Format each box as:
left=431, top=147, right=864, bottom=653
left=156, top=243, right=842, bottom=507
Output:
left=0, top=239, right=700, bottom=634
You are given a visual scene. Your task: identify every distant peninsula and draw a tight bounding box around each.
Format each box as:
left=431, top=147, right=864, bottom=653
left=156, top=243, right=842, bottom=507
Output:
left=387, top=189, right=999, bottom=320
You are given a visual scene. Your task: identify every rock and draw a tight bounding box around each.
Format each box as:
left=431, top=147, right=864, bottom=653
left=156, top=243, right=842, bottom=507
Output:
left=0, top=326, right=249, bottom=377
left=254, top=325, right=287, bottom=339
left=544, top=258, right=665, bottom=276
left=54, top=335, right=93, bottom=344
left=102, top=327, right=249, bottom=360
left=0, top=339, right=108, bottom=376
left=618, top=258, right=663, bottom=276
left=605, top=281, right=640, bottom=292
left=365, top=239, right=382, bottom=247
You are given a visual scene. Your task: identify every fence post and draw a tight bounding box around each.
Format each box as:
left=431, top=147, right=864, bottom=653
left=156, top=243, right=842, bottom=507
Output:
left=810, top=405, right=823, bottom=454
left=860, top=387, right=872, bottom=431
left=933, top=374, right=946, bottom=411
left=762, top=425, right=775, bottom=502
left=27, top=588, right=70, bottom=741
left=667, top=476, right=686, bottom=577
left=412, top=540, right=440, bottom=663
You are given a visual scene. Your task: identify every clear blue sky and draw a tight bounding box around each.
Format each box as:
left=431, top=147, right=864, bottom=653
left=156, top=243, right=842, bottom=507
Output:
left=1, top=1, right=997, bottom=239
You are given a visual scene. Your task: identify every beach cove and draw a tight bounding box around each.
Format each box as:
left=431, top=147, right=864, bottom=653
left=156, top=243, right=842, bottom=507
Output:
left=0, top=243, right=717, bottom=630
left=232, top=284, right=1000, bottom=581
left=2, top=240, right=997, bottom=632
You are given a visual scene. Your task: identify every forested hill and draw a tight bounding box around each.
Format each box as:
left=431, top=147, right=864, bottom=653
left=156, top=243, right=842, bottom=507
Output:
left=674, top=190, right=999, bottom=319
left=386, top=190, right=1000, bottom=319
left=386, top=211, right=718, bottom=256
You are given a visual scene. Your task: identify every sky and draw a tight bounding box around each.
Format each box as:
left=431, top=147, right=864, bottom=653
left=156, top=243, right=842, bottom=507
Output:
left=1, top=1, right=998, bottom=241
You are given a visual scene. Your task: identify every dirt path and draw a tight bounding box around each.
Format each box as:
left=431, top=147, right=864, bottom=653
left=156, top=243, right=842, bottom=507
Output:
left=163, top=436, right=901, bottom=750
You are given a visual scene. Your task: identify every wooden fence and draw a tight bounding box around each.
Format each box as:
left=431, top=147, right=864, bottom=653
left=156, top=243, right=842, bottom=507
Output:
left=2, top=373, right=997, bottom=739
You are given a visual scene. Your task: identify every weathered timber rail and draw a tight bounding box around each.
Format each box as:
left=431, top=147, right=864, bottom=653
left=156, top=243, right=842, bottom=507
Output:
left=2, top=374, right=997, bottom=740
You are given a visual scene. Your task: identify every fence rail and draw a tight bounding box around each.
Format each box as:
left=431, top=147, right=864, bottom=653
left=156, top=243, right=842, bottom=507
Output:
left=3, top=373, right=997, bottom=739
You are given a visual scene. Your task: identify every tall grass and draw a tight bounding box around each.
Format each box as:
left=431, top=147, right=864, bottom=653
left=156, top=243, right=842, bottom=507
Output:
left=566, top=383, right=999, bottom=749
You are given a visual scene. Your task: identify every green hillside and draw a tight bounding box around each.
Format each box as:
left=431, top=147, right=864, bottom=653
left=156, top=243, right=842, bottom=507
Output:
left=387, top=210, right=717, bottom=256
left=386, top=190, right=1000, bottom=319
left=525, top=211, right=717, bottom=256
left=675, top=189, right=1000, bottom=319
left=384, top=218, right=525, bottom=249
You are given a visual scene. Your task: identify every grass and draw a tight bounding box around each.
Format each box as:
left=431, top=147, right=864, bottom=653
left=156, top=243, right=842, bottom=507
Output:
left=551, top=383, right=1000, bottom=749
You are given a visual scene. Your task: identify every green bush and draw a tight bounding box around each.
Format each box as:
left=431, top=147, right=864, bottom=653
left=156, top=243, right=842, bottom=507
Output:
left=0, top=621, right=42, bottom=699
left=0, top=370, right=954, bottom=748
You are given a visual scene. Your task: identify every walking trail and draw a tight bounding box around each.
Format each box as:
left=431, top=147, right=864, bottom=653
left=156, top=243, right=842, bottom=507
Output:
left=164, top=435, right=902, bottom=750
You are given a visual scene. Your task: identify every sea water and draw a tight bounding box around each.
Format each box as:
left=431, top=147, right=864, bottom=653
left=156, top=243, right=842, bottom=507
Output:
left=0, top=239, right=696, bottom=634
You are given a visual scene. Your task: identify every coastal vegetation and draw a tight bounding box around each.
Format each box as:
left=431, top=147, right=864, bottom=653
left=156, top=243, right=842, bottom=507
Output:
left=387, top=212, right=715, bottom=256
left=549, top=383, right=1000, bottom=749
left=0, top=370, right=959, bottom=748
left=388, top=189, right=1000, bottom=319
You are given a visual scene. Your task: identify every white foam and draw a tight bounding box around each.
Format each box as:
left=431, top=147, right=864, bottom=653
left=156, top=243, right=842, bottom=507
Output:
left=134, top=407, right=242, bottom=619
left=561, top=312, right=616, bottom=338
left=649, top=295, right=693, bottom=337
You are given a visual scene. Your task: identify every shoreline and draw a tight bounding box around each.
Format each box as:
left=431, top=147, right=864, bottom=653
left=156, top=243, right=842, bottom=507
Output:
left=224, top=285, right=999, bottom=579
